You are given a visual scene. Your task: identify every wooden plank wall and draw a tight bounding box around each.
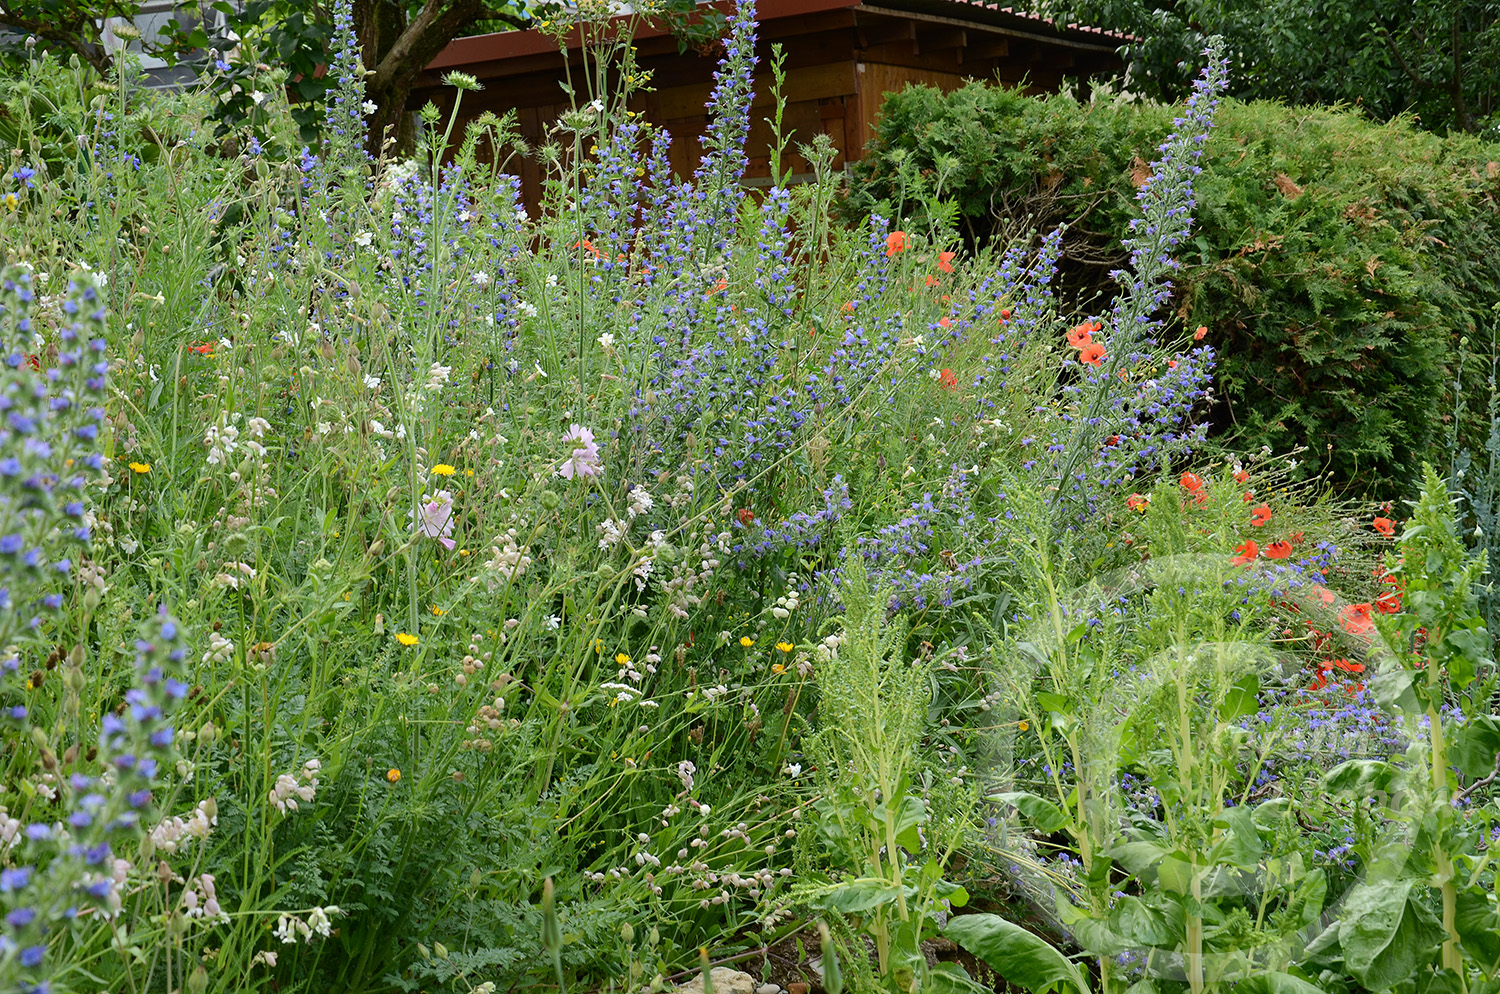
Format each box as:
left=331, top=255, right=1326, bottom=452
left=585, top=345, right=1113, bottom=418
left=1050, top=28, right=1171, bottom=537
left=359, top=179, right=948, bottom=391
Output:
left=407, top=11, right=1114, bottom=212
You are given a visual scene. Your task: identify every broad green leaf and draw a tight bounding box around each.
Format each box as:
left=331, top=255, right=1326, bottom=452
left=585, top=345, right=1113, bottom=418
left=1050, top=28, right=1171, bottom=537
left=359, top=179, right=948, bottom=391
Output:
left=1450, top=715, right=1500, bottom=779
left=1220, top=674, right=1261, bottom=720
left=1234, top=972, right=1326, bottom=994
left=946, top=913, right=1089, bottom=994
left=1337, top=881, right=1441, bottom=991
left=1107, top=840, right=1171, bottom=876
left=1210, top=806, right=1264, bottom=867
left=815, top=877, right=904, bottom=914
left=1455, top=888, right=1500, bottom=974
left=1323, top=759, right=1398, bottom=796
left=926, top=962, right=994, bottom=994
left=872, top=793, right=927, bottom=851
left=988, top=791, right=1069, bottom=833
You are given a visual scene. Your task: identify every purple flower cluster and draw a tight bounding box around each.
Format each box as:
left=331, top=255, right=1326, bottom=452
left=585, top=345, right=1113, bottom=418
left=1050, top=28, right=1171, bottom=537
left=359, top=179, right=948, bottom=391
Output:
left=323, top=0, right=371, bottom=176
left=0, top=267, right=108, bottom=652
left=1, top=609, right=188, bottom=994
left=694, top=0, right=758, bottom=240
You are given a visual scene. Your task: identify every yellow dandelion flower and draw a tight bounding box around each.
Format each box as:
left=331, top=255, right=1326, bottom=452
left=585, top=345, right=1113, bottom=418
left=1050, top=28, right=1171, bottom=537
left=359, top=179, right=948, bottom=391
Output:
left=2, top=192, right=18, bottom=212
left=1017, top=720, right=1029, bottom=732
left=387, top=768, right=401, bottom=782
left=739, top=636, right=754, bottom=648
left=432, top=464, right=456, bottom=476
left=395, top=632, right=419, bottom=646
left=128, top=462, right=151, bottom=474
left=776, top=641, right=794, bottom=653
left=771, top=663, right=786, bottom=675
left=616, top=652, right=630, bottom=665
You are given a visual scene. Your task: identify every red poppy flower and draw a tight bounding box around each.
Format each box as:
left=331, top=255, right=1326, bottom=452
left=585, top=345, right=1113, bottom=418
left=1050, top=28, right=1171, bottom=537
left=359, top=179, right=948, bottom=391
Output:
left=1375, top=590, right=1402, bottom=614
left=938, top=251, right=956, bottom=273
left=1194, top=325, right=1208, bottom=341
left=885, top=230, right=907, bottom=257
left=1231, top=539, right=1259, bottom=565
left=1234, top=469, right=1250, bottom=483
left=1180, top=472, right=1205, bottom=493
left=25, top=354, right=41, bottom=371
left=1288, top=530, right=1304, bottom=546
left=1105, top=435, right=1120, bottom=447
left=1249, top=504, right=1271, bottom=526
left=188, top=342, right=215, bottom=355
left=1264, top=541, right=1294, bottom=560
left=939, top=316, right=952, bottom=328
left=1078, top=342, right=1107, bottom=367
left=938, top=368, right=958, bottom=390
left=1339, top=602, right=1374, bottom=636
left=1331, top=659, right=1365, bottom=674
left=1372, top=516, right=1395, bottom=537
left=736, top=508, right=755, bottom=526
left=1067, top=324, right=1094, bottom=348
left=924, top=274, right=941, bottom=288
left=1126, top=493, right=1149, bottom=513
left=999, top=309, right=1012, bottom=321
left=709, top=278, right=729, bottom=295
left=1310, top=585, right=1336, bottom=605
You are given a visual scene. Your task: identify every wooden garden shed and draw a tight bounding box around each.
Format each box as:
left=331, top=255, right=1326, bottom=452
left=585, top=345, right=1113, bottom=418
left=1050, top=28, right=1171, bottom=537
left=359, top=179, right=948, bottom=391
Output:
left=411, top=0, right=1125, bottom=207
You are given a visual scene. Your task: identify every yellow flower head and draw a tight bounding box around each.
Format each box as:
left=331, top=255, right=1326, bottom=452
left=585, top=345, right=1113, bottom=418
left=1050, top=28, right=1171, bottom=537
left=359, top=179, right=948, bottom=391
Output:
left=776, top=641, right=794, bottom=653
left=1017, top=720, right=1029, bottom=732
left=387, top=768, right=401, bottom=782
left=3, top=192, right=18, bottom=211
left=431, top=605, right=446, bottom=616
left=739, top=636, right=754, bottom=648
left=128, top=462, right=151, bottom=474
left=432, top=464, right=456, bottom=476
left=616, top=652, right=630, bottom=666
left=395, top=632, right=419, bottom=647
left=771, top=663, right=786, bottom=675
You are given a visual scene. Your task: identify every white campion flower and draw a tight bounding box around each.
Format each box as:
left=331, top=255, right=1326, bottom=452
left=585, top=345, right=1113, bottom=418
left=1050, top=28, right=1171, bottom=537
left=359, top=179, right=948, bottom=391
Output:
left=596, top=517, right=626, bottom=549
left=627, top=486, right=654, bottom=518
left=202, top=632, right=234, bottom=665
left=268, top=759, right=320, bottom=814
left=203, top=423, right=239, bottom=465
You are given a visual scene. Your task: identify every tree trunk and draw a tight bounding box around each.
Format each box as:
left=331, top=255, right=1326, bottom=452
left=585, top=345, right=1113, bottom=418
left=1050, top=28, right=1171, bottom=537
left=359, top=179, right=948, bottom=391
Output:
left=351, top=0, right=522, bottom=159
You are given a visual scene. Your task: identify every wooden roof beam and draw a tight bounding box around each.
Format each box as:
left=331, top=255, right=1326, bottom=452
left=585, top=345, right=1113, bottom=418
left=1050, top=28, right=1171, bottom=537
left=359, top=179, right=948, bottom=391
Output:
left=914, top=24, right=966, bottom=59
left=855, top=16, right=916, bottom=49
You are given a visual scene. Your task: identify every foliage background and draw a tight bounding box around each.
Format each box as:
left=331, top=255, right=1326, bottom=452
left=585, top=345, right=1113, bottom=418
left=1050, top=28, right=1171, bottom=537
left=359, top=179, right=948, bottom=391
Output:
left=847, top=85, right=1500, bottom=494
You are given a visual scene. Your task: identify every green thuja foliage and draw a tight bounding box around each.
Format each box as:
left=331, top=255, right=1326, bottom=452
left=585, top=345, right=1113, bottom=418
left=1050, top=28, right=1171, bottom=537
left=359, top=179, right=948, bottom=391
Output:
left=848, top=85, right=1500, bottom=496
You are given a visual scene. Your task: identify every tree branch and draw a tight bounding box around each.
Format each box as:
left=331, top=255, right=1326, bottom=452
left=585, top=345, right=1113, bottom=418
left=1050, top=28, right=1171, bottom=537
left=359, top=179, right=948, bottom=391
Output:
left=1381, top=27, right=1447, bottom=92
left=1454, top=753, right=1500, bottom=803
left=1450, top=10, right=1476, bottom=132
left=370, top=0, right=486, bottom=90
left=0, top=6, right=112, bottom=72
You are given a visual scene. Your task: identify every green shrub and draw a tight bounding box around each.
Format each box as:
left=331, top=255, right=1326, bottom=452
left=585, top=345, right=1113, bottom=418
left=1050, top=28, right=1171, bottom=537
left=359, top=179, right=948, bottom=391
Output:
left=848, top=84, right=1500, bottom=494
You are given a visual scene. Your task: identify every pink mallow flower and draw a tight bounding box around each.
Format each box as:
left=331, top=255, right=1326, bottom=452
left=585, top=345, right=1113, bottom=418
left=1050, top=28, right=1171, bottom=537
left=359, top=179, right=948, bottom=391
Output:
left=557, top=424, right=603, bottom=479
left=412, top=490, right=456, bottom=550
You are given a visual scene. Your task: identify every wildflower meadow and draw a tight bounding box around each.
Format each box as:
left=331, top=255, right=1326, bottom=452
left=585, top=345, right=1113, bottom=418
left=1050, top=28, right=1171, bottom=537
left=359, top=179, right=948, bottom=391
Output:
left=0, top=3, right=1497, bottom=993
